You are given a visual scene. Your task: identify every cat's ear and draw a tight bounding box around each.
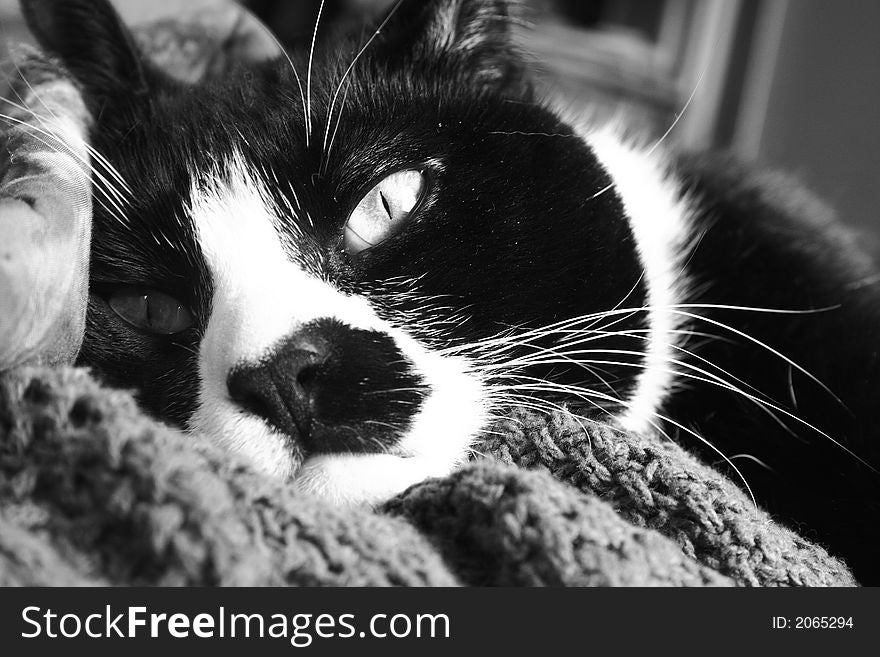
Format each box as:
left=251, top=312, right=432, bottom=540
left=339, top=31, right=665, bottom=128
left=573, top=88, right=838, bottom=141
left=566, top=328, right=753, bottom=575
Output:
left=20, top=0, right=148, bottom=111
left=379, top=0, right=526, bottom=92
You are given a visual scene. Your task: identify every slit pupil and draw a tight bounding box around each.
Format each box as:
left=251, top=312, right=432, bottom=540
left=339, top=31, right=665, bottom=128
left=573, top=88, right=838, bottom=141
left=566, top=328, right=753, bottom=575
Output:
left=379, top=191, right=392, bottom=219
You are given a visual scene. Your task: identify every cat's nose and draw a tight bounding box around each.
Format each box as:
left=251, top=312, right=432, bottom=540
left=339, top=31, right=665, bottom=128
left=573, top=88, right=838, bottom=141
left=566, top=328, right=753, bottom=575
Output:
left=225, top=319, right=429, bottom=455
left=226, top=338, right=326, bottom=445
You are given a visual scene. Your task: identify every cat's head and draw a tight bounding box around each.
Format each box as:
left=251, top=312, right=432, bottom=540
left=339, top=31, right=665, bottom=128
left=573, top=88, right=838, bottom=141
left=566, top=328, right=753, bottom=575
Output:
left=20, top=0, right=667, bottom=504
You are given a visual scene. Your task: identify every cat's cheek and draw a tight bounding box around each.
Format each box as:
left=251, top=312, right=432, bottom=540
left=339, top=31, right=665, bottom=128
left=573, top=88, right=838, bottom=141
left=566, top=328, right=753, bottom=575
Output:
left=187, top=390, right=300, bottom=479
left=389, top=334, right=489, bottom=466
left=292, top=453, right=465, bottom=507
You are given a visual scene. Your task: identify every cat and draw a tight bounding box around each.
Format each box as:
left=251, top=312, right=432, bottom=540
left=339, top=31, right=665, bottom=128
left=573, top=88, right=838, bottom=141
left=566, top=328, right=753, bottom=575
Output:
left=14, top=0, right=880, bottom=584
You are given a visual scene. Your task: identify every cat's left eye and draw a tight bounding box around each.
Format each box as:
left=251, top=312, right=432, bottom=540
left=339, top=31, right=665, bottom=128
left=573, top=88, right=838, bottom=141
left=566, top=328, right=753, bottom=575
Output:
left=107, top=288, right=193, bottom=335
left=344, top=169, right=427, bottom=254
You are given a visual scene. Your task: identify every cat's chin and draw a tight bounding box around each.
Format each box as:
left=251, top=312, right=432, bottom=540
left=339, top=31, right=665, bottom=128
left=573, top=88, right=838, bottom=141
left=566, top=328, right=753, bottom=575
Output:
left=291, top=453, right=459, bottom=508
left=188, top=372, right=486, bottom=506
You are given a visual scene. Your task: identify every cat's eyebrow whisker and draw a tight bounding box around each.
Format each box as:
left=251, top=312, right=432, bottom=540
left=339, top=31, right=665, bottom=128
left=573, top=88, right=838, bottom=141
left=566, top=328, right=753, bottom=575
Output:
left=320, top=0, right=406, bottom=159
left=251, top=11, right=308, bottom=141
left=321, top=78, right=350, bottom=175
left=305, top=0, right=327, bottom=147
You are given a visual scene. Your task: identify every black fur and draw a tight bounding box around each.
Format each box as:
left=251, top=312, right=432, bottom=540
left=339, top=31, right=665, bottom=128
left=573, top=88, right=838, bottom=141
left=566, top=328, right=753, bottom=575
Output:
left=21, top=0, right=880, bottom=583
left=670, top=153, right=880, bottom=583
left=227, top=319, right=428, bottom=455
left=21, top=0, right=148, bottom=115
left=47, top=0, right=647, bottom=430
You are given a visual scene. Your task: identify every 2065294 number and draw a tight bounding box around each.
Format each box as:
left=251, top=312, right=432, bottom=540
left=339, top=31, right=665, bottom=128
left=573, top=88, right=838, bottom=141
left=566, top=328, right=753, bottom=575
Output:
left=795, top=617, right=854, bottom=629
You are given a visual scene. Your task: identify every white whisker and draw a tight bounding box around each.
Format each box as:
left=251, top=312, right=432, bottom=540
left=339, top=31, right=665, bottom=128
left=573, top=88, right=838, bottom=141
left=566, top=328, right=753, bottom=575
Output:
left=0, top=94, right=122, bottom=205
left=250, top=12, right=308, bottom=143
left=498, top=378, right=758, bottom=513
left=305, top=0, right=328, bottom=146
left=321, top=0, right=406, bottom=158
left=1, top=75, right=133, bottom=200
left=0, top=110, right=129, bottom=225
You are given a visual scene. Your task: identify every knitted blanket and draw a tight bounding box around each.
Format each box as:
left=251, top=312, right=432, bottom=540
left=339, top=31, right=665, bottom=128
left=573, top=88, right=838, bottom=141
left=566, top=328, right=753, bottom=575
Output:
left=0, top=4, right=856, bottom=587
left=0, top=365, right=857, bottom=586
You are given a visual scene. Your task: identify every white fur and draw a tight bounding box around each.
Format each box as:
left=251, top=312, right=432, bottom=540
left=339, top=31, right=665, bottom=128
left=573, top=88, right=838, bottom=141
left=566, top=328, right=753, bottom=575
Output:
left=582, top=127, right=695, bottom=433
left=187, top=153, right=486, bottom=504
left=295, top=339, right=485, bottom=506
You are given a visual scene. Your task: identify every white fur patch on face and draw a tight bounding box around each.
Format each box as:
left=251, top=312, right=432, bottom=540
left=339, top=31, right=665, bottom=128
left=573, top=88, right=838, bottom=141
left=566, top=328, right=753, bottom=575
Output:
left=581, top=126, right=696, bottom=433
left=187, top=153, right=487, bottom=505
left=294, top=338, right=486, bottom=506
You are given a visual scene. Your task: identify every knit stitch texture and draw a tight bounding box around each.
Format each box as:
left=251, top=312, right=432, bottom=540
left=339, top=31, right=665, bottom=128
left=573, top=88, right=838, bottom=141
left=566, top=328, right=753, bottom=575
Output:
left=0, top=366, right=856, bottom=586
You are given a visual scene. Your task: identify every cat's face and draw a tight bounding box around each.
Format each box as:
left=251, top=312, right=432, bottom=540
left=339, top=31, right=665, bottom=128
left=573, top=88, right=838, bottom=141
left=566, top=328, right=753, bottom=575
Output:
left=23, top=0, right=658, bottom=504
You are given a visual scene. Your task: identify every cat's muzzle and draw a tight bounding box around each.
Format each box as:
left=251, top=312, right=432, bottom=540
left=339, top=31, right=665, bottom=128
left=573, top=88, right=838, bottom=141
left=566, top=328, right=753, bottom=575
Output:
left=225, top=318, right=429, bottom=458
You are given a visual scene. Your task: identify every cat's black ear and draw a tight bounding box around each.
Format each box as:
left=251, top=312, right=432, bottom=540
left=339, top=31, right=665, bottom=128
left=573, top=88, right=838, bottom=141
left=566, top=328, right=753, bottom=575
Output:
left=20, top=0, right=148, bottom=111
left=379, top=0, right=525, bottom=92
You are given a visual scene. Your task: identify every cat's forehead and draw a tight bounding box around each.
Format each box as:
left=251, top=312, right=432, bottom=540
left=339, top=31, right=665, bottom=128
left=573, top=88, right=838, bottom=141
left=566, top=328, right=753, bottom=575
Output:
left=99, top=60, right=517, bottom=228
left=123, top=51, right=537, bottom=172
left=87, top=43, right=594, bottom=299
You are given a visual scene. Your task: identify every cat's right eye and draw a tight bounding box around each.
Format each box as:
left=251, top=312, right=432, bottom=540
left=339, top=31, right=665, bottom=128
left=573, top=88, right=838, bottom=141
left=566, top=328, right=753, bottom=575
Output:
left=344, top=169, right=427, bottom=254
left=107, top=287, right=193, bottom=335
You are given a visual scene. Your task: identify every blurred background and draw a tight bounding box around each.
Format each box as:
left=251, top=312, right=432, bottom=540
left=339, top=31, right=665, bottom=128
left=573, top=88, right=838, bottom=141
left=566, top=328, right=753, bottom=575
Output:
left=2, top=0, right=878, bottom=240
